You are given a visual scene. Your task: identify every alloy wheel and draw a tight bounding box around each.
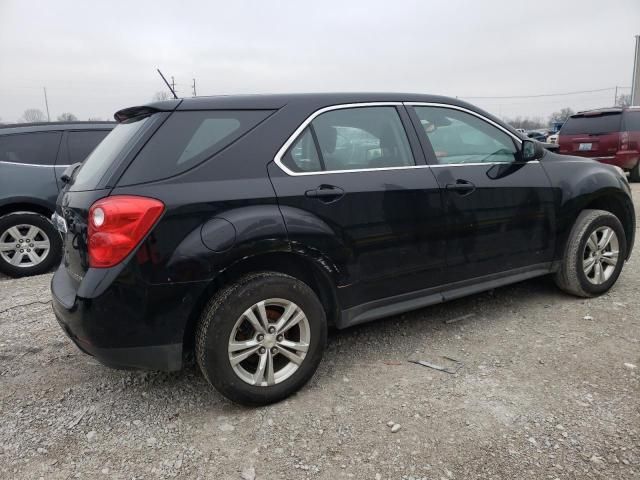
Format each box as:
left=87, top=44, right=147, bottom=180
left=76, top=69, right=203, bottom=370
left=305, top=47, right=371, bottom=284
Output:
left=583, top=226, right=619, bottom=285
left=228, top=298, right=311, bottom=386
left=0, top=224, right=51, bottom=268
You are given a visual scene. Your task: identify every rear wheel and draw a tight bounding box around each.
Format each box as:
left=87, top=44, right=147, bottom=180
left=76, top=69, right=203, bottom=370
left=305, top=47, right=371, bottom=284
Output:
left=629, top=161, right=640, bottom=183
left=196, top=272, right=327, bottom=406
left=0, top=212, right=62, bottom=278
left=554, top=209, right=626, bottom=297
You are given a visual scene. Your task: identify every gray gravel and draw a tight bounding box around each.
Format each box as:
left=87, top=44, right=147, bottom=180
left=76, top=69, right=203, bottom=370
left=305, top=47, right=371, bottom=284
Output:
left=1, top=184, right=639, bottom=479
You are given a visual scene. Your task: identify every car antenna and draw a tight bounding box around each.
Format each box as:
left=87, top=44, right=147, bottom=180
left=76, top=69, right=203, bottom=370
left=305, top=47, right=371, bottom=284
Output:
left=156, top=68, right=178, bottom=99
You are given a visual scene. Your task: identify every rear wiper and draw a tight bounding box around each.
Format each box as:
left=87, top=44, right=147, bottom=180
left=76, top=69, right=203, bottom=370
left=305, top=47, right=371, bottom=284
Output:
left=60, top=163, right=82, bottom=185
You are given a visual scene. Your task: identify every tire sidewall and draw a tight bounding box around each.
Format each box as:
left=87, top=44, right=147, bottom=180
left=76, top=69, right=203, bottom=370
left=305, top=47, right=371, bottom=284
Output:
left=574, top=214, right=626, bottom=295
left=200, top=274, right=327, bottom=405
left=0, top=212, right=62, bottom=277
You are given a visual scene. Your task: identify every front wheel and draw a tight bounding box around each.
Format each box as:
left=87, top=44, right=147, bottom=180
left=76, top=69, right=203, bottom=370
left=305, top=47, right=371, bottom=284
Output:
left=196, top=272, right=327, bottom=406
left=554, top=209, right=627, bottom=297
left=0, top=212, right=62, bottom=278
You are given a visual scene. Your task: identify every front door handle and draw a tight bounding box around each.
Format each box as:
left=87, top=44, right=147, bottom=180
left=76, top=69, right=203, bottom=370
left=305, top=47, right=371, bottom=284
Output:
left=445, top=180, right=476, bottom=195
left=305, top=185, right=345, bottom=203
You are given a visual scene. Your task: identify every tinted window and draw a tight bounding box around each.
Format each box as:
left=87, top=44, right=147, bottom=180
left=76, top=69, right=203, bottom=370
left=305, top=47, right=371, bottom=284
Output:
left=121, top=110, right=272, bottom=185
left=67, top=130, right=110, bottom=164
left=282, top=106, right=414, bottom=173
left=0, top=132, right=61, bottom=165
left=560, top=113, right=622, bottom=135
left=623, top=111, right=640, bottom=131
left=72, top=116, right=150, bottom=191
left=413, top=107, right=517, bottom=164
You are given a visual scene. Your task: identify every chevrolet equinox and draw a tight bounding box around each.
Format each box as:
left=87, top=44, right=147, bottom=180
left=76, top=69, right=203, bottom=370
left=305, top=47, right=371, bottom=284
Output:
left=51, top=94, right=635, bottom=405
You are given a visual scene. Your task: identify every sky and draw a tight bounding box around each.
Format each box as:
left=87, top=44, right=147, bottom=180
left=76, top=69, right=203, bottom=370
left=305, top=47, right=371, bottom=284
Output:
left=1, top=0, right=639, bottom=123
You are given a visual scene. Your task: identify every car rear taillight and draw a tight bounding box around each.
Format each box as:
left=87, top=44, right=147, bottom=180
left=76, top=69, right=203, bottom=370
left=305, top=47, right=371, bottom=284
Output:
left=88, top=196, right=165, bottom=268
left=620, top=131, right=629, bottom=151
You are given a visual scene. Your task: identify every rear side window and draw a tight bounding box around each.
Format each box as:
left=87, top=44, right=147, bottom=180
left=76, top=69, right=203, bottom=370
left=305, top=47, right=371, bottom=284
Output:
left=120, top=110, right=272, bottom=185
left=281, top=106, right=414, bottom=173
left=0, top=132, right=61, bottom=165
left=560, top=113, right=622, bottom=135
left=66, top=130, right=110, bottom=164
left=623, top=111, right=640, bottom=131
left=72, top=116, right=150, bottom=191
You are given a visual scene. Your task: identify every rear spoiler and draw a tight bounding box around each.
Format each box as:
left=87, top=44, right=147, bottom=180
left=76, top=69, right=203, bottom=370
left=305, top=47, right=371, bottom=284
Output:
left=114, top=99, right=181, bottom=123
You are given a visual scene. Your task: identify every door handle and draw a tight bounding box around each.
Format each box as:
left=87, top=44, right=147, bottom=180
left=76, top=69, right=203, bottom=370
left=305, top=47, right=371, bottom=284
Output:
left=305, top=185, right=345, bottom=203
left=445, top=180, right=476, bottom=195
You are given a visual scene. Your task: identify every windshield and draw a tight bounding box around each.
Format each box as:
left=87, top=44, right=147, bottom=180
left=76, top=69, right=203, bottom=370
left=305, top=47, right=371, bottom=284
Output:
left=560, top=113, right=622, bottom=135
left=71, top=115, right=151, bottom=191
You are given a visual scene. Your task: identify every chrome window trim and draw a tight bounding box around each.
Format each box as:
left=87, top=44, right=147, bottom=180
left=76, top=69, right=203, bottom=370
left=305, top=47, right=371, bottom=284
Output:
left=0, top=160, right=67, bottom=168
left=404, top=102, right=523, bottom=144
left=273, top=102, right=412, bottom=177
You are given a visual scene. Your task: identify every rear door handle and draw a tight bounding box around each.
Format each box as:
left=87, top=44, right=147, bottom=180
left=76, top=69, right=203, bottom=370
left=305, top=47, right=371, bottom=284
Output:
left=305, top=185, right=345, bottom=203
left=445, top=180, right=476, bottom=195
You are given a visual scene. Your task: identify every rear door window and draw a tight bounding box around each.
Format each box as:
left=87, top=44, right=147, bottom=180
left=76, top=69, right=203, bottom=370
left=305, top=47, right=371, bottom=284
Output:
left=66, top=130, right=110, bottom=164
left=71, top=116, right=151, bottom=191
left=561, top=113, right=622, bottom=135
left=120, top=110, right=273, bottom=185
left=623, top=111, right=640, bottom=131
left=0, top=132, right=62, bottom=165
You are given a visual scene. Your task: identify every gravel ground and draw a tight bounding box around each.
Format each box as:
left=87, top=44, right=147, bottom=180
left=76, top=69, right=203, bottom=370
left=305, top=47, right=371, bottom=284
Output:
left=1, top=185, right=639, bottom=480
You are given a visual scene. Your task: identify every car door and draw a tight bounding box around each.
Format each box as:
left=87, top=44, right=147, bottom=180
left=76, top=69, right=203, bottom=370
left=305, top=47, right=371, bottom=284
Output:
left=407, top=103, right=556, bottom=284
left=268, top=104, right=446, bottom=312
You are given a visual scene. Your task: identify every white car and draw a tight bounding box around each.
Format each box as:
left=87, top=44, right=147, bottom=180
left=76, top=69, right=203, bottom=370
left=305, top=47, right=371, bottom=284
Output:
left=547, top=132, right=559, bottom=144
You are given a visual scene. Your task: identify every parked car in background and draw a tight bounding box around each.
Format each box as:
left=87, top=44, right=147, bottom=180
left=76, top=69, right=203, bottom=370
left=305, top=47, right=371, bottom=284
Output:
left=0, top=122, right=114, bottom=277
left=51, top=93, right=634, bottom=406
left=546, top=131, right=559, bottom=144
left=558, top=107, right=640, bottom=182
left=515, top=128, right=526, bottom=134
left=526, top=130, right=549, bottom=142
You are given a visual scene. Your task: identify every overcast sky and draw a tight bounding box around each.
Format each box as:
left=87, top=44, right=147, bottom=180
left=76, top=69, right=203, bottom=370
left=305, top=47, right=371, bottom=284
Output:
left=1, top=0, right=638, bottom=123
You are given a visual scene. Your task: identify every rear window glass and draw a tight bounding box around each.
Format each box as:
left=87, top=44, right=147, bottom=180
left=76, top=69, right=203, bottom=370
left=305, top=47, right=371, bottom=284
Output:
left=67, top=130, right=110, bottom=164
left=623, top=111, right=640, bottom=131
left=71, top=116, right=150, bottom=191
left=119, top=110, right=272, bottom=185
left=0, top=132, right=61, bottom=165
left=560, top=113, right=622, bottom=135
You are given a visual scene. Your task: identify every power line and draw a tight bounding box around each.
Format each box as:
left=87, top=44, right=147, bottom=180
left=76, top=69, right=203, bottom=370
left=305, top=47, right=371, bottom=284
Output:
left=462, top=86, right=630, bottom=100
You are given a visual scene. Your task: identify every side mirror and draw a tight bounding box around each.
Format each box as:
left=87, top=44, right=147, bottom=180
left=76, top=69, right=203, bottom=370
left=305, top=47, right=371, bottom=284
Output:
left=521, top=139, right=545, bottom=161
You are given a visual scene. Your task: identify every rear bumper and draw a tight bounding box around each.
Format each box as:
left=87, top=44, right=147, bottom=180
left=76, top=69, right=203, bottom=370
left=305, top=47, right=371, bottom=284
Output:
left=51, top=264, right=207, bottom=371
left=594, top=151, right=639, bottom=170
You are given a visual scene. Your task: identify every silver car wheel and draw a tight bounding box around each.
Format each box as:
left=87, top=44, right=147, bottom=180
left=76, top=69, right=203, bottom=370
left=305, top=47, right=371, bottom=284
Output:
left=0, top=224, right=51, bottom=268
left=228, top=298, right=311, bottom=387
left=583, top=226, right=619, bottom=285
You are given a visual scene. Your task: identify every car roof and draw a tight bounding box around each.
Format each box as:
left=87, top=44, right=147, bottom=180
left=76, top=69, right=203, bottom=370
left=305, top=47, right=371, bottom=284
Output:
left=0, top=121, right=115, bottom=136
left=572, top=106, right=640, bottom=117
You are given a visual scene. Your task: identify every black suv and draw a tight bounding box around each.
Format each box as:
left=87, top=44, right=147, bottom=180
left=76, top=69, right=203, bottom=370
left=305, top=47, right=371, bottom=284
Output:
left=0, top=122, right=113, bottom=277
left=51, top=94, right=635, bottom=405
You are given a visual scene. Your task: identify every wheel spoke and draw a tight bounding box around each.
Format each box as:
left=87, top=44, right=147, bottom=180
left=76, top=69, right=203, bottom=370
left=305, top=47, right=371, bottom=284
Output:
left=598, top=228, right=613, bottom=249
left=266, top=351, right=275, bottom=385
left=228, top=338, right=260, bottom=353
left=278, top=345, right=304, bottom=365
left=253, top=351, right=268, bottom=385
left=32, top=241, right=49, bottom=249
left=26, top=226, right=39, bottom=240
left=274, top=302, right=297, bottom=332
left=279, top=311, right=305, bottom=335
left=601, top=250, right=619, bottom=265
left=586, top=233, right=598, bottom=253
left=10, top=252, right=24, bottom=266
left=229, top=345, right=260, bottom=366
left=594, top=261, right=604, bottom=283
left=243, top=308, right=266, bottom=335
left=26, top=251, right=41, bottom=264
left=583, top=256, right=596, bottom=275
left=256, top=301, right=270, bottom=331
left=0, top=242, right=16, bottom=252
left=6, top=227, right=22, bottom=241
left=278, top=339, right=309, bottom=353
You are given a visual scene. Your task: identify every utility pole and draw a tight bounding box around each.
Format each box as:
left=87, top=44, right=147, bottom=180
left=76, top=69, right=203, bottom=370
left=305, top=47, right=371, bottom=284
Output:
left=632, top=35, right=640, bottom=106
left=171, top=76, right=177, bottom=97
left=192, top=78, right=197, bottom=97
left=614, top=86, right=618, bottom=106
left=43, top=87, right=50, bottom=121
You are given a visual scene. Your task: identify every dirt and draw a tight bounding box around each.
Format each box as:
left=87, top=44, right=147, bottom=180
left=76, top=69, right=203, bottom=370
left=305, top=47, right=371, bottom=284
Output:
left=1, top=184, right=639, bottom=479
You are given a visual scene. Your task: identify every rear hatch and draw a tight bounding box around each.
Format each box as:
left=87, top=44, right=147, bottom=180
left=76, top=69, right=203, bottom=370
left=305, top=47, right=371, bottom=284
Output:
left=56, top=107, right=171, bottom=285
left=558, top=110, right=622, bottom=158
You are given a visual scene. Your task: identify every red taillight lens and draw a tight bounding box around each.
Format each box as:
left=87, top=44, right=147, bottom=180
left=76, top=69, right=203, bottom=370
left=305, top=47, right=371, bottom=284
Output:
left=88, top=195, right=165, bottom=268
left=620, top=131, right=629, bottom=151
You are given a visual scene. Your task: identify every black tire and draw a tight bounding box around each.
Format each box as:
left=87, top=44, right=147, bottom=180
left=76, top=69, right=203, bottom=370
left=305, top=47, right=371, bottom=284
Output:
left=196, top=272, right=327, bottom=406
left=554, top=209, right=627, bottom=297
left=0, top=212, right=62, bottom=278
left=629, top=161, right=640, bottom=183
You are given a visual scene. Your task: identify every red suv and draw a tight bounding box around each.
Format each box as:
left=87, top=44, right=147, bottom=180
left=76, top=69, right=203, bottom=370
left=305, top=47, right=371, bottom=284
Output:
left=558, top=107, right=640, bottom=182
